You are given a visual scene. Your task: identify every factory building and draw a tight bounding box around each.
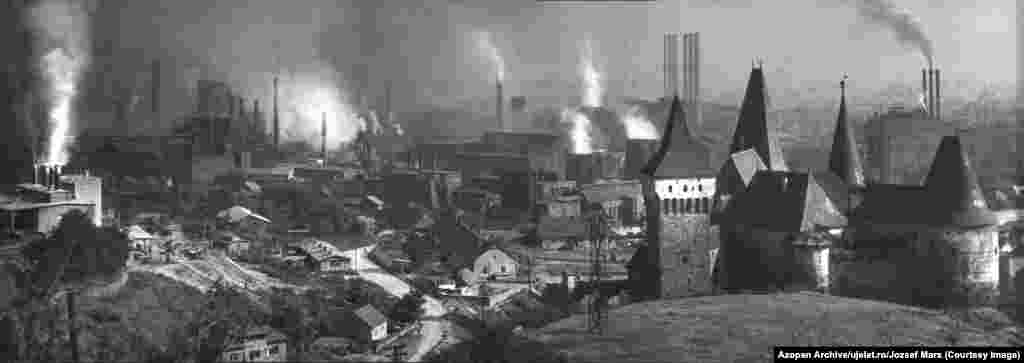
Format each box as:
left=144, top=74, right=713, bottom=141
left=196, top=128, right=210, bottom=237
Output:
left=0, top=167, right=103, bottom=236
left=628, top=94, right=718, bottom=301
left=863, top=106, right=953, bottom=184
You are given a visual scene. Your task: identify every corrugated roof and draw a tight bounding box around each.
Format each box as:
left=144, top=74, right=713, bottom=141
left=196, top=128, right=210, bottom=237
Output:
left=352, top=305, right=388, bottom=327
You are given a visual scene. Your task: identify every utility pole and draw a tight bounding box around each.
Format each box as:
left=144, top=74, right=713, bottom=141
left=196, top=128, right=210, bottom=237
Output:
left=586, top=204, right=608, bottom=334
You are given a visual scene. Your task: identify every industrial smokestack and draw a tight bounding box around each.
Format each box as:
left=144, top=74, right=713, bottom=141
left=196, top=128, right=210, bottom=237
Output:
left=151, top=59, right=160, bottom=129
left=693, top=32, right=701, bottom=127
left=253, top=100, right=262, bottom=140
left=273, top=76, right=280, bottom=151
left=925, top=67, right=933, bottom=114
left=664, top=33, right=679, bottom=98
left=935, top=69, right=941, bottom=121
left=928, top=69, right=936, bottom=119
left=496, top=81, right=504, bottom=130
left=321, top=112, right=327, bottom=161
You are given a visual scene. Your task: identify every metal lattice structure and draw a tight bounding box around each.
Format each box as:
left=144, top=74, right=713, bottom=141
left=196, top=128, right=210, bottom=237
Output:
left=586, top=205, right=609, bottom=334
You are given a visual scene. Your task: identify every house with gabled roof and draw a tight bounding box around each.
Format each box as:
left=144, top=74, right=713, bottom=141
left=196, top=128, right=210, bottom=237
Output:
left=343, top=305, right=389, bottom=343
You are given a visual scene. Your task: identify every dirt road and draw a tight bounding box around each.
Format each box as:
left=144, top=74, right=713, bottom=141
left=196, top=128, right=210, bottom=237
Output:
left=343, top=247, right=445, bottom=362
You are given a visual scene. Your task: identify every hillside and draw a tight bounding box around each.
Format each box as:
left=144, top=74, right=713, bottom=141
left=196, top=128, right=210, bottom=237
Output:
left=529, top=292, right=1023, bottom=363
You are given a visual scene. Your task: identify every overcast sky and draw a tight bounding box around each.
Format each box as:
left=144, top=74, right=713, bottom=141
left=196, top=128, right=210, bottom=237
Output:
left=76, top=0, right=1014, bottom=138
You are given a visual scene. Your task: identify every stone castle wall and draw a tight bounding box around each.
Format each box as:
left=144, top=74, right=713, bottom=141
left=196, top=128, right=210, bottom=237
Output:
left=658, top=213, right=719, bottom=299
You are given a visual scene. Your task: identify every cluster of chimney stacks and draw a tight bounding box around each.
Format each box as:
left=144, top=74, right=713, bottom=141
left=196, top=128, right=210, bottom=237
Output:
left=34, top=164, right=63, bottom=190
left=664, top=32, right=702, bottom=126
left=922, top=68, right=941, bottom=120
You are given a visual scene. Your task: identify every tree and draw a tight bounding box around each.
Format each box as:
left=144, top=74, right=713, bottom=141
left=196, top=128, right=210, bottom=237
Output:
left=21, top=210, right=131, bottom=292
left=389, top=291, right=425, bottom=324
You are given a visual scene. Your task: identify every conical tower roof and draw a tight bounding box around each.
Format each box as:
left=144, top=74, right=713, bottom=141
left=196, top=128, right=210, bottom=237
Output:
left=640, top=95, right=680, bottom=177
left=729, top=67, right=771, bottom=167
left=923, top=135, right=996, bottom=227
left=641, top=95, right=714, bottom=178
left=827, top=76, right=865, bottom=188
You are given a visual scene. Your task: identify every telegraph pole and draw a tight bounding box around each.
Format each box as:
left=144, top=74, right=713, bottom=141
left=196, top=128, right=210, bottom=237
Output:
left=586, top=204, right=608, bottom=334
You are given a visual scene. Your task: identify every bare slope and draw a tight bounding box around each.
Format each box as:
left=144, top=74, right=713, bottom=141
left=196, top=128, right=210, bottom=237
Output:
left=533, top=292, right=1022, bottom=363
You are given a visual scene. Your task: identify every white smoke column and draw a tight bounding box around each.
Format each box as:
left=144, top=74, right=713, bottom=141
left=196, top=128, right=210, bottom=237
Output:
left=281, top=61, right=361, bottom=149
left=473, top=30, right=505, bottom=82
left=579, top=38, right=604, bottom=108
left=561, top=108, right=594, bottom=154
left=847, top=0, right=934, bottom=67
left=621, top=106, right=659, bottom=140
left=30, top=0, right=91, bottom=166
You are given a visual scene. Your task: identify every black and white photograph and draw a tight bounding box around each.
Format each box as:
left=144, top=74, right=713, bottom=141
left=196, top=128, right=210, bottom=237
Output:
left=0, top=0, right=1021, bottom=362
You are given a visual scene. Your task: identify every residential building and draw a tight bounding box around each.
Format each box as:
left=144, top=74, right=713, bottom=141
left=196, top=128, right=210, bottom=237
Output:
left=293, top=239, right=351, bottom=272
left=343, top=305, right=389, bottom=343
left=220, top=325, right=288, bottom=362
left=473, top=248, right=519, bottom=280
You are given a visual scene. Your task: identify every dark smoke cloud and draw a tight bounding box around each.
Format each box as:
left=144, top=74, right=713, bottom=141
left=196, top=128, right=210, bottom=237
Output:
left=843, top=0, right=934, bottom=67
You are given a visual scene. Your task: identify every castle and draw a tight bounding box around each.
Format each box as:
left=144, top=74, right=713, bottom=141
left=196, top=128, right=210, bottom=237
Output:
left=629, top=65, right=1005, bottom=308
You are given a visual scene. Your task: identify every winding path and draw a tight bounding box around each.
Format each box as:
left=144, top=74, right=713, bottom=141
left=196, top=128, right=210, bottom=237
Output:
left=342, top=247, right=445, bottom=362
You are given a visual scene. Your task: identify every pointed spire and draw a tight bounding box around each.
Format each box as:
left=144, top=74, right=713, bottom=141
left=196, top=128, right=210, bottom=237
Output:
left=640, top=95, right=683, bottom=176
left=828, top=74, right=865, bottom=188
left=923, top=135, right=996, bottom=227
left=729, top=67, right=771, bottom=167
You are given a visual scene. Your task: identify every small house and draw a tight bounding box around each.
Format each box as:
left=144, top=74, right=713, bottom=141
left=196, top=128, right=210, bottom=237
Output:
left=220, top=325, right=288, bottom=362
left=125, top=225, right=158, bottom=257
left=472, top=248, right=519, bottom=280
left=310, top=336, right=356, bottom=356
left=217, top=205, right=272, bottom=237
left=214, top=230, right=252, bottom=257
left=344, top=305, right=389, bottom=343
left=295, top=239, right=351, bottom=272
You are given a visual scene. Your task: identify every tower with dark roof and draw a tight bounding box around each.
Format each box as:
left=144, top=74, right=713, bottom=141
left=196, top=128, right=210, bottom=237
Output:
left=714, top=66, right=789, bottom=219
left=848, top=134, right=999, bottom=307
left=828, top=75, right=866, bottom=189
left=629, top=95, right=719, bottom=301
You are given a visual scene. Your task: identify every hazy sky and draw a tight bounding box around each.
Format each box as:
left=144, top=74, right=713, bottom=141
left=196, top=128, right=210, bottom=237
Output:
left=81, top=0, right=1015, bottom=133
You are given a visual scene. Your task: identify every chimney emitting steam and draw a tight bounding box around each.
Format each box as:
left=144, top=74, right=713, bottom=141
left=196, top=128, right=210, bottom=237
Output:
left=321, top=112, right=327, bottom=162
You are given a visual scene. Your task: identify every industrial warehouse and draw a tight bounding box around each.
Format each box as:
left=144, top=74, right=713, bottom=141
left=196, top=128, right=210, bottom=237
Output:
left=0, top=1, right=1022, bottom=362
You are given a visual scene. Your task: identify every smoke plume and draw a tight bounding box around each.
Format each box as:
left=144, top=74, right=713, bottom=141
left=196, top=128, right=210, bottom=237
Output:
left=473, top=30, right=506, bottom=82
left=579, top=37, right=603, bottom=108
left=846, top=0, right=934, bottom=67
left=29, top=0, right=92, bottom=166
left=562, top=108, right=594, bottom=154
left=278, top=60, right=361, bottom=149
left=621, top=106, right=659, bottom=140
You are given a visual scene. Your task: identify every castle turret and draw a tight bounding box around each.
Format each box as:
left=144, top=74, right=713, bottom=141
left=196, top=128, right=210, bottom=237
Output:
left=827, top=75, right=865, bottom=189
left=923, top=135, right=997, bottom=227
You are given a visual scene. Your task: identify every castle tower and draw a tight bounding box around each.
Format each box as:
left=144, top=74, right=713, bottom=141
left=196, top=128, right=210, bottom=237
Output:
left=632, top=95, right=718, bottom=301
left=828, top=75, right=866, bottom=189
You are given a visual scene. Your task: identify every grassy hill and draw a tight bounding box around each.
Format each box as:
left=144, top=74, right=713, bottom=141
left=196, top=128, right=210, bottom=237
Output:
left=529, top=292, right=1023, bottom=363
